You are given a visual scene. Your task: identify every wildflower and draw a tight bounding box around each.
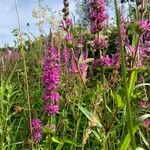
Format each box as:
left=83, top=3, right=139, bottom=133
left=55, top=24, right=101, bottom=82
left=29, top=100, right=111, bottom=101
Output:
left=101, top=55, right=114, bottom=67
left=92, top=53, right=120, bottom=68
left=138, top=20, right=150, bottom=33
left=50, top=93, right=60, bottom=102
left=139, top=100, right=150, bottom=109
left=141, top=32, right=150, bottom=59
left=65, top=18, right=72, bottom=27
left=92, top=58, right=101, bottom=68
left=4, top=48, right=19, bottom=62
left=65, top=34, right=73, bottom=41
left=31, top=118, right=42, bottom=143
left=65, top=34, right=74, bottom=48
left=43, top=45, right=60, bottom=115
left=143, top=119, right=150, bottom=126
left=59, top=17, right=72, bottom=30
left=70, top=58, right=78, bottom=73
left=93, top=38, right=108, bottom=49
left=62, top=48, right=71, bottom=64
left=44, top=104, right=59, bottom=116
left=126, top=44, right=136, bottom=54
left=89, top=0, right=108, bottom=33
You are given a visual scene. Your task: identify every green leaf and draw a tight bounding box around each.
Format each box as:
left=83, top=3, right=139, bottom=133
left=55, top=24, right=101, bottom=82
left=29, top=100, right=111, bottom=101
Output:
left=77, top=105, right=102, bottom=128
left=51, top=137, right=63, bottom=144
left=91, top=130, right=103, bottom=142
left=110, top=90, right=124, bottom=108
left=116, top=94, right=124, bottom=108
left=43, top=126, right=55, bottom=134
left=119, top=125, right=139, bottom=150
left=138, top=129, right=149, bottom=148
left=60, top=138, right=83, bottom=147
left=56, top=144, right=64, bottom=150
left=128, top=71, right=137, bottom=101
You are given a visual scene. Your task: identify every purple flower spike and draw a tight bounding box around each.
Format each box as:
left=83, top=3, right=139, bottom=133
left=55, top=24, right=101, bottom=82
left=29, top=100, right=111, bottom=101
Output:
left=65, top=34, right=74, bottom=41
left=92, top=53, right=120, bottom=68
left=138, top=20, right=150, bottom=33
left=59, top=17, right=72, bottom=30
left=62, top=48, right=71, bottom=64
left=65, top=18, right=72, bottom=26
left=31, top=118, right=42, bottom=143
left=89, top=0, right=108, bottom=33
left=94, top=38, right=108, bottom=49
left=43, top=45, right=60, bottom=115
left=50, top=93, right=60, bottom=102
left=44, top=104, right=59, bottom=116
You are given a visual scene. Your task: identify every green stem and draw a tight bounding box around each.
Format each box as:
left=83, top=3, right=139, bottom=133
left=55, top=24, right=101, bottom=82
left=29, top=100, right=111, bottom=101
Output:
left=0, top=74, right=4, bottom=148
left=15, top=0, right=33, bottom=149
left=114, top=0, right=136, bottom=149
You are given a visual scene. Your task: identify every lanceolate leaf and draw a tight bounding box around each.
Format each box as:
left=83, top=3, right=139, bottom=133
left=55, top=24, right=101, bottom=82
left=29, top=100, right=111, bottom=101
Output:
left=119, top=125, right=139, bottom=150
left=77, top=105, right=102, bottom=128
left=128, top=71, right=137, bottom=101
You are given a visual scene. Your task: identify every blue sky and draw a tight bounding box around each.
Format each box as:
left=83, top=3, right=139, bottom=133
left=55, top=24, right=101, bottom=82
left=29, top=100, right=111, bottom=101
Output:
left=0, top=0, right=76, bottom=47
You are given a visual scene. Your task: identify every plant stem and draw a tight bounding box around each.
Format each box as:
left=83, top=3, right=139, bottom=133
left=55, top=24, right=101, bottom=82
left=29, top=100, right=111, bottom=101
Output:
left=15, top=0, right=33, bottom=149
left=114, top=0, right=136, bottom=149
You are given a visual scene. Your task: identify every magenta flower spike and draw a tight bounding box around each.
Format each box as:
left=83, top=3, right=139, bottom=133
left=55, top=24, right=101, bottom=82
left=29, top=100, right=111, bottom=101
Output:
left=31, top=118, right=42, bottom=143
left=43, top=45, right=60, bottom=115
left=138, top=20, right=150, bottom=33
left=89, top=0, right=108, bottom=33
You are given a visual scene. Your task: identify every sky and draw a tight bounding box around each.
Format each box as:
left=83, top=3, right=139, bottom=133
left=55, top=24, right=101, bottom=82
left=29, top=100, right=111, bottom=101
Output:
left=0, top=0, right=131, bottom=48
left=0, top=0, right=76, bottom=47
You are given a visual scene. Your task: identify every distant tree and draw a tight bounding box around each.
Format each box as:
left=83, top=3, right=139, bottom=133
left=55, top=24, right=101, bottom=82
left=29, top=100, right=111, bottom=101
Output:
left=75, top=0, right=90, bottom=28
left=74, top=0, right=112, bottom=28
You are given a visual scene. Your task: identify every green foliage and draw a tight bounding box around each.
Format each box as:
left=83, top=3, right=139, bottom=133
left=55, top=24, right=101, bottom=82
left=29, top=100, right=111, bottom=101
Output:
left=0, top=0, right=150, bottom=149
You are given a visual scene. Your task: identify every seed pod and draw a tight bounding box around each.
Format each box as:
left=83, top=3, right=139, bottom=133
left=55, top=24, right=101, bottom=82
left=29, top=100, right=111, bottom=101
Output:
left=62, top=8, right=67, bottom=13
left=65, top=11, right=69, bottom=16
left=63, top=15, right=67, bottom=21
left=64, top=1, right=69, bottom=6
left=62, top=0, right=70, bottom=20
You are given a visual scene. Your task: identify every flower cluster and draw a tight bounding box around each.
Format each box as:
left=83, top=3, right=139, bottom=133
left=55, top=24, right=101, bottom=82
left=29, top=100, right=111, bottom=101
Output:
left=62, top=48, right=71, bottom=64
left=143, top=119, right=150, bottom=126
left=70, top=58, right=78, bottom=73
left=139, top=100, right=150, bottom=109
left=65, top=34, right=74, bottom=48
left=138, top=100, right=150, bottom=126
left=60, top=17, right=72, bottom=31
left=43, top=45, right=60, bottom=116
left=89, top=0, right=108, bottom=33
left=3, top=48, right=19, bottom=62
left=92, top=53, right=120, bottom=68
left=141, top=32, right=150, bottom=59
left=31, top=118, right=42, bottom=143
left=93, top=38, right=108, bottom=49
left=65, top=34, right=74, bottom=41
left=138, top=20, right=150, bottom=33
